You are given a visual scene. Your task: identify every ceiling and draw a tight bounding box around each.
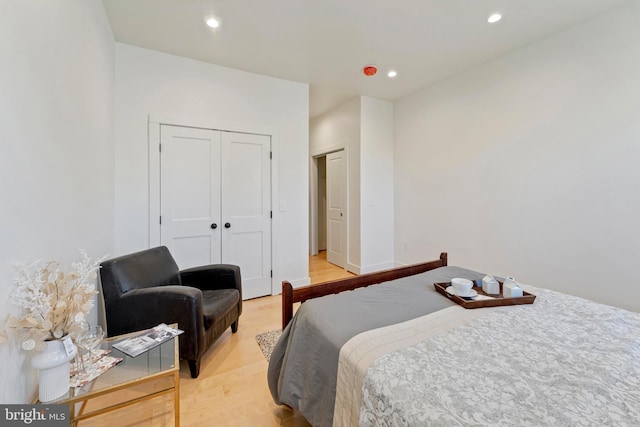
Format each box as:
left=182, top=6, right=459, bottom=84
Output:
left=102, top=0, right=631, bottom=118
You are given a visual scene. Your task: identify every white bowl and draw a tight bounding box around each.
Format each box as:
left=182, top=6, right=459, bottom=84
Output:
left=451, top=278, right=473, bottom=297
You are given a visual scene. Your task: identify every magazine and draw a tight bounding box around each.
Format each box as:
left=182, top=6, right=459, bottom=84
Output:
left=112, top=323, right=183, bottom=357
left=70, top=349, right=122, bottom=388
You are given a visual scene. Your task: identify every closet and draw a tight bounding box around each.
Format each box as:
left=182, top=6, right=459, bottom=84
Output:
left=159, top=124, right=271, bottom=300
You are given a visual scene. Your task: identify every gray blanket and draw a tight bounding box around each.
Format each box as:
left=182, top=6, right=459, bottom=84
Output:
left=268, top=266, right=487, bottom=427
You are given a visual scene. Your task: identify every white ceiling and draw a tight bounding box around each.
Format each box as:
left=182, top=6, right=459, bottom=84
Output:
left=102, top=0, right=631, bottom=118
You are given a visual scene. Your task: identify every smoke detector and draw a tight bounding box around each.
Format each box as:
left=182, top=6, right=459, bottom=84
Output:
left=363, top=65, right=378, bottom=76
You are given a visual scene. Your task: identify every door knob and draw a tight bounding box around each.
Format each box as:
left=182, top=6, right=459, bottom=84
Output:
left=210, top=223, right=217, bottom=229
left=224, top=222, right=231, bottom=228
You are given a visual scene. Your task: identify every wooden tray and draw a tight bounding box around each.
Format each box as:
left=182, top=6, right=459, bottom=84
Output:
left=434, top=281, right=536, bottom=309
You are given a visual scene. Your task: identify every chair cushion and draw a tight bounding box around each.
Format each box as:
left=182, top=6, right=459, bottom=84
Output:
left=100, top=246, right=181, bottom=305
left=202, top=289, right=240, bottom=330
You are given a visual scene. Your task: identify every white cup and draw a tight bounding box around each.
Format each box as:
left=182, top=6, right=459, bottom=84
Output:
left=451, top=278, right=473, bottom=297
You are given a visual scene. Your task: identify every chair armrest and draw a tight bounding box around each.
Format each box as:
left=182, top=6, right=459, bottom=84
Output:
left=106, top=286, right=205, bottom=359
left=180, top=264, right=242, bottom=296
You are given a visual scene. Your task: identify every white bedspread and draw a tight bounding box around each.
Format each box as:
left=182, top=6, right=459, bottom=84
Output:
left=335, top=288, right=640, bottom=426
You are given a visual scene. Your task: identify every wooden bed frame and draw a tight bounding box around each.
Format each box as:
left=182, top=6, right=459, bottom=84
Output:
left=281, top=252, right=448, bottom=329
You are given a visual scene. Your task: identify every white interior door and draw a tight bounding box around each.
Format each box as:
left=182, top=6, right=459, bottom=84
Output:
left=326, top=150, right=347, bottom=268
left=160, top=125, right=221, bottom=268
left=221, top=132, right=272, bottom=300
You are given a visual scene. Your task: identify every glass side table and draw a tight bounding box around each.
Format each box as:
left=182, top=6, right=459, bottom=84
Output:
left=38, top=326, right=180, bottom=426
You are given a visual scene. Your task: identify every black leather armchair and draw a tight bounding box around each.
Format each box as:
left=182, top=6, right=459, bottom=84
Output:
left=99, top=246, right=242, bottom=378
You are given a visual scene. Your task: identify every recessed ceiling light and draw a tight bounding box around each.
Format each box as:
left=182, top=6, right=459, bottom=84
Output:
left=487, top=13, right=502, bottom=23
left=206, top=17, right=220, bottom=28
left=387, top=70, right=397, bottom=78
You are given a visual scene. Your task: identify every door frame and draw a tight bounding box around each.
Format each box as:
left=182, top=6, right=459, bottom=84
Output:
left=309, top=144, right=348, bottom=260
left=148, top=113, right=279, bottom=295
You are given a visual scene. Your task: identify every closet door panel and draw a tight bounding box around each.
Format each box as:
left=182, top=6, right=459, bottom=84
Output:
left=160, top=125, right=222, bottom=268
left=221, top=132, right=271, bottom=299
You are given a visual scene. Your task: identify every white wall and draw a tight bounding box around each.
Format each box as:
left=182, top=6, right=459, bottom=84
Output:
left=310, top=97, right=394, bottom=273
left=360, top=97, right=394, bottom=273
left=0, top=0, right=115, bottom=403
left=394, top=2, right=640, bottom=312
left=114, top=44, right=309, bottom=290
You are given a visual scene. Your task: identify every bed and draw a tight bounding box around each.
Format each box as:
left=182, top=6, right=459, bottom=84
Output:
left=267, top=253, right=640, bottom=427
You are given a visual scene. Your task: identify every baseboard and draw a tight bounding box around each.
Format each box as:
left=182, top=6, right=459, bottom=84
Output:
left=346, top=262, right=361, bottom=275
left=273, top=276, right=310, bottom=295
left=359, top=262, right=396, bottom=274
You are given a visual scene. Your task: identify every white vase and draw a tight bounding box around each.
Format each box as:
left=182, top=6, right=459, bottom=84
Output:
left=31, top=337, right=77, bottom=403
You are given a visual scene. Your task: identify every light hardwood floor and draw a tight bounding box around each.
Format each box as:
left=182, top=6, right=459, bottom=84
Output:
left=81, top=252, right=354, bottom=426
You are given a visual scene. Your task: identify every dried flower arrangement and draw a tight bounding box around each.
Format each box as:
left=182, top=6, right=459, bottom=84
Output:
left=0, top=250, right=105, bottom=351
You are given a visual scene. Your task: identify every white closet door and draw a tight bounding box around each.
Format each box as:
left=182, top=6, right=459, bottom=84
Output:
left=160, top=125, right=222, bottom=268
left=221, top=132, right=271, bottom=299
left=326, top=150, right=347, bottom=268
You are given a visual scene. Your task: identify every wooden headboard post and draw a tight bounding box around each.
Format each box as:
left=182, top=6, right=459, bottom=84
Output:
left=282, top=281, right=294, bottom=330
left=281, top=252, right=448, bottom=329
left=440, top=252, right=447, bottom=267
